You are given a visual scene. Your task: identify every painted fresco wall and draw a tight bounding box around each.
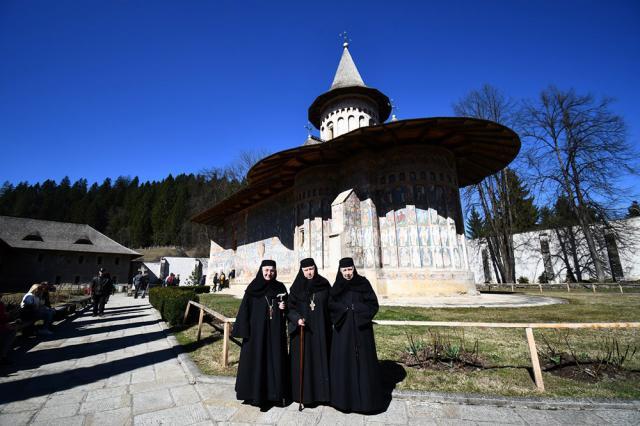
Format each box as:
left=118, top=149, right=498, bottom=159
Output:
left=206, top=146, right=477, bottom=296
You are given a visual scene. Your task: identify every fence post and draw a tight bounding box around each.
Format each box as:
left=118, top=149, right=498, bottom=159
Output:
left=566, top=282, right=570, bottom=292
left=183, top=301, right=191, bottom=324
left=196, top=307, right=204, bottom=342
left=538, top=284, right=543, bottom=294
left=592, top=283, right=596, bottom=293
left=525, top=327, right=545, bottom=392
left=222, top=322, right=230, bottom=367
left=619, top=284, right=624, bottom=294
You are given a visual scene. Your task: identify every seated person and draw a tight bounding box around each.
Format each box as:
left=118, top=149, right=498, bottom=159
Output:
left=0, top=300, right=16, bottom=365
left=20, top=284, right=55, bottom=335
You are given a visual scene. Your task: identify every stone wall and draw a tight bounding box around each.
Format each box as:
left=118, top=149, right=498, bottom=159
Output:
left=468, top=217, right=640, bottom=283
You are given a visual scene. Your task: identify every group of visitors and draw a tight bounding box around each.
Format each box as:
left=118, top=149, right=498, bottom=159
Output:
left=233, top=257, right=383, bottom=414
left=163, top=273, right=181, bottom=287
left=211, top=270, right=232, bottom=292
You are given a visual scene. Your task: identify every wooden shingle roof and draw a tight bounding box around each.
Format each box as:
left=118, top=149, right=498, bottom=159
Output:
left=0, top=216, right=141, bottom=256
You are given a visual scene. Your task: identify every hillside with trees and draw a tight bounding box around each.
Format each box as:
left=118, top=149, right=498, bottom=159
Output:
left=0, top=151, right=266, bottom=255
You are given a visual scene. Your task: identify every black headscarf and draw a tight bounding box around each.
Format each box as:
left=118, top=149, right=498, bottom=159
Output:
left=290, top=258, right=330, bottom=299
left=245, top=260, right=284, bottom=297
left=331, top=257, right=370, bottom=296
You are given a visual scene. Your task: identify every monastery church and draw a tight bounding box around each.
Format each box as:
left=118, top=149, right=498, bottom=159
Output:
left=193, top=42, right=520, bottom=297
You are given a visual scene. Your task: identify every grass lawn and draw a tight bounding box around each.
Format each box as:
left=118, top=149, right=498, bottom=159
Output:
left=174, top=290, right=640, bottom=398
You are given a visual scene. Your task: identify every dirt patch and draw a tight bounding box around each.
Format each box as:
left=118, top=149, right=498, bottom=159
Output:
left=543, top=353, right=640, bottom=383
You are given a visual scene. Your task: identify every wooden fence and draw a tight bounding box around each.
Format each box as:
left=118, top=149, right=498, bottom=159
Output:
left=184, top=301, right=237, bottom=367
left=183, top=301, right=640, bottom=391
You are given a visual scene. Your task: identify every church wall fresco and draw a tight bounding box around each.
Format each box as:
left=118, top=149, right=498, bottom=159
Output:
left=207, top=144, right=476, bottom=296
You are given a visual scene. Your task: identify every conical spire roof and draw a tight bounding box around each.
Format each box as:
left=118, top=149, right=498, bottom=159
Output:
left=330, top=43, right=366, bottom=90
left=308, top=41, right=391, bottom=129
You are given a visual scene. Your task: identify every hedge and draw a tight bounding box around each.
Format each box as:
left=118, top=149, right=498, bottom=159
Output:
left=149, top=287, right=198, bottom=326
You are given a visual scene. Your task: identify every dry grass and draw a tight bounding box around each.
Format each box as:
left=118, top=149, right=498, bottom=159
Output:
left=174, top=290, right=640, bottom=398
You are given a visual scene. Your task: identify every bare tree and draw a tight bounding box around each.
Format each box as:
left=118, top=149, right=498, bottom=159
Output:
left=225, top=149, right=271, bottom=183
left=520, top=87, right=637, bottom=282
left=454, top=84, right=522, bottom=283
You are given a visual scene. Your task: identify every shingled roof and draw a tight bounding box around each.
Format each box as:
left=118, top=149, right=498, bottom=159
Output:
left=330, top=43, right=366, bottom=89
left=0, top=216, right=141, bottom=256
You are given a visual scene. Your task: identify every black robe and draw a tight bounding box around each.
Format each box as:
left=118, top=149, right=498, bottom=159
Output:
left=232, top=276, right=289, bottom=405
left=287, top=270, right=331, bottom=404
left=329, top=272, right=383, bottom=413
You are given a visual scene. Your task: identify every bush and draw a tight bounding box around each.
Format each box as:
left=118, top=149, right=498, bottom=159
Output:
left=183, top=285, right=210, bottom=294
left=149, top=287, right=198, bottom=326
left=517, top=276, right=529, bottom=284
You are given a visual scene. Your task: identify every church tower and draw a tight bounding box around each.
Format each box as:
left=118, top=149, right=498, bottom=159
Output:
left=308, top=41, right=391, bottom=141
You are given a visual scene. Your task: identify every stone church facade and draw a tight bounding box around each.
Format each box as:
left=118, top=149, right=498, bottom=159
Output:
left=194, top=43, right=520, bottom=297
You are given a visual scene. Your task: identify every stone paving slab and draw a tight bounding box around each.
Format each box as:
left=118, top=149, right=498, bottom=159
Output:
left=0, top=294, right=638, bottom=426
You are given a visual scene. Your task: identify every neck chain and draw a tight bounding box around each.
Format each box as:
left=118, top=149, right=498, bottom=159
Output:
left=309, top=293, right=316, bottom=311
left=265, top=296, right=274, bottom=320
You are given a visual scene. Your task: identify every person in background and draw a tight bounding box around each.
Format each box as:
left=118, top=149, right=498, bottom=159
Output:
left=219, top=271, right=226, bottom=290
left=91, top=268, right=112, bottom=317
left=20, top=284, right=54, bottom=335
left=40, top=282, right=55, bottom=307
left=132, top=271, right=143, bottom=298
left=213, top=273, right=219, bottom=292
left=164, top=273, right=175, bottom=287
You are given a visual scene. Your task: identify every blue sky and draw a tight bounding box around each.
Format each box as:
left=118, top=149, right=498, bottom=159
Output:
left=1, top=1, right=639, bottom=194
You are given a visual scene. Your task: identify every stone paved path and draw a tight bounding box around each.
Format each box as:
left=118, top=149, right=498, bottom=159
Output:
left=0, top=294, right=638, bottom=425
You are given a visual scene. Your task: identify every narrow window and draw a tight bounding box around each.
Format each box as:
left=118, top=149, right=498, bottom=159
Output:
left=115, top=257, right=120, bottom=265
left=74, top=276, right=80, bottom=284
left=55, top=276, right=61, bottom=284
left=37, top=253, right=44, bottom=262
left=97, top=256, right=102, bottom=265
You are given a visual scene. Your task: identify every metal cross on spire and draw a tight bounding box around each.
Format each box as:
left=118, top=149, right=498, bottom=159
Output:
left=339, top=31, right=351, bottom=48
left=304, top=123, right=313, bottom=137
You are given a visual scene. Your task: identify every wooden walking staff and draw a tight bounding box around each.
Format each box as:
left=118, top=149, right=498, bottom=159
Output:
left=299, top=324, right=305, bottom=411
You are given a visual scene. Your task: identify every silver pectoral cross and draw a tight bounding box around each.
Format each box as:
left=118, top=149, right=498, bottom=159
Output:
left=309, top=300, right=316, bottom=311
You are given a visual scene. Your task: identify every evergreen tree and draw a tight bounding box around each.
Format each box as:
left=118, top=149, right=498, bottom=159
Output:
left=466, top=207, right=485, bottom=239
left=628, top=201, right=640, bottom=218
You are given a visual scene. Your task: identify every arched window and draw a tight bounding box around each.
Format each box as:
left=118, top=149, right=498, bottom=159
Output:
left=359, top=116, right=365, bottom=127
left=327, top=122, right=334, bottom=139
left=348, top=115, right=355, bottom=131
left=337, top=117, right=345, bottom=135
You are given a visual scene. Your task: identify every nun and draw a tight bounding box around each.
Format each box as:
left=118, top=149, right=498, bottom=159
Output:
left=287, top=257, right=332, bottom=407
left=232, top=260, right=289, bottom=406
left=328, top=257, right=383, bottom=413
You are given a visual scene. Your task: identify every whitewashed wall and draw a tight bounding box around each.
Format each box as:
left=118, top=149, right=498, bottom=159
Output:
left=468, top=217, right=640, bottom=283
